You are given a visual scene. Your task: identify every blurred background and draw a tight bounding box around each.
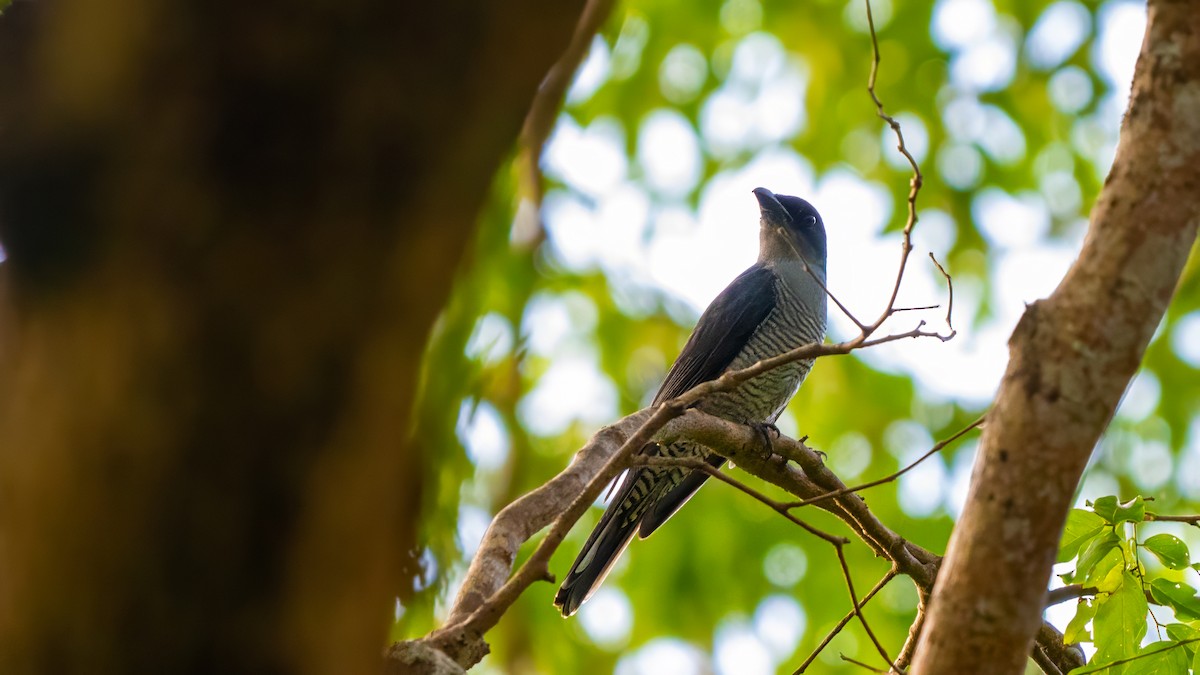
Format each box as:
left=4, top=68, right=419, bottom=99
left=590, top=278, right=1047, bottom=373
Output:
left=402, top=0, right=1200, bottom=672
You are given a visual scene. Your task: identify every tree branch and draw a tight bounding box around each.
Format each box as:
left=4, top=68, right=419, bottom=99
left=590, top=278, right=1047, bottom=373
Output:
left=1145, top=513, right=1200, bottom=526
left=896, top=597, right=926, bottom=669
left=516, top=0, right=617, bottom=216
left=911, top=0, right=1200, bottom=670
left=1029, top=646, right=1064, bottom=675
left=1045, top=585, right=1097, bottom=607
left=1035, top=623, right=1086, bottom=674
left=406, top=394, right=1076, bottom=672
left=784, top=415, right=984, bottom=509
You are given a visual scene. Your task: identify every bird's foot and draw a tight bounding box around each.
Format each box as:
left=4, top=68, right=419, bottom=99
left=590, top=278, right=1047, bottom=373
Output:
left=752, top=422, right=781, bottom=454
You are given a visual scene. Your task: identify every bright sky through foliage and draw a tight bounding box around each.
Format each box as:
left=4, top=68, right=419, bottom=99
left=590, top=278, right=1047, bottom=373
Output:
left=535, top=0, right=1143, bottom=416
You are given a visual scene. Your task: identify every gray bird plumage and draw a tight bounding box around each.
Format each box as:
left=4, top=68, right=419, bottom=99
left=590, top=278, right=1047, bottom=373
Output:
left=553, top=188, right=828, bottom=617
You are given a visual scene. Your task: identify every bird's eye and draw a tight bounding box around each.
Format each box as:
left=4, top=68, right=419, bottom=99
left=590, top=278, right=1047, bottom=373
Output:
left=801, top=216, right=817, bottom=227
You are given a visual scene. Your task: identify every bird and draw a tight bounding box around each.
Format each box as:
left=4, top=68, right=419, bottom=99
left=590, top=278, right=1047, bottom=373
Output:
left=553, top=187, right=828, bottom=617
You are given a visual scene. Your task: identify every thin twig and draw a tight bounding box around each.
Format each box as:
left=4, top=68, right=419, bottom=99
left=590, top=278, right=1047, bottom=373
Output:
left=836, top=546, right=900, bottom=673
left=863, top=0, right=924, bottom=334
left=1068, top=637, right=1200, bottom=673
left=634, top=456, right=847, bottom=545
left=1145, top=513, right=1200, bottom=526
left=929, top=252, right=956, bottom=335
left=895, top=596, right=925, bottom=669
left=892, top=304, right=941, bottom=313
left=786, top=416, right=985, bottom=509
left=795, top=569, right=898, bottom=673
left=774, top=225, right=870, bottom=332
left=1045, top=584, right=1097, bottom=607
left=840, top=654, right=889, bottom=673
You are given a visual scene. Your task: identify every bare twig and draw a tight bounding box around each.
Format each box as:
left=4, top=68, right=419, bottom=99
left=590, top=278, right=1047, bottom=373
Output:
left=1045, top=585, right=1097, bottom=607
left=517, top=0, right=617, bottom=210
left=864, top=0, right=924, bottom=332
left=774, top=227, right=870, bottom=332
left=785, top=415, right=985, bottom=509
left=895, top=597, right=925, bottom=669
left=836, top=547, right=900, bottom=673
left=634, top=455, right=846, bottom=545
left=795, top=569, right=898, bottom=673
left=1145, top=513, right=1200, bottom=526
left=929, top=252, right=956, bottom=335
left=1036, top=623, right=1087, bottom=674
left=840, top=654, right=889, bottom=673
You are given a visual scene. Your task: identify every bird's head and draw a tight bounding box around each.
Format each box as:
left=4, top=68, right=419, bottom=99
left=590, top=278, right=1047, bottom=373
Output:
left=752, top=187, right=827, bottom=272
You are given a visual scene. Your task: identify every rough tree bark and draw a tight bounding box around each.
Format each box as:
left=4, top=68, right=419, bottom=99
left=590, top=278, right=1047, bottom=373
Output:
left=0, top=1, right=583, bottom=674
left=911, top=0, right=1200, bottom=671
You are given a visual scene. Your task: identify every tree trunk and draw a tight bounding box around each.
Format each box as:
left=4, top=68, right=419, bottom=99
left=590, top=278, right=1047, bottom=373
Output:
left=0, top=1, right=583, bottom=673
left=911, top=0, right=1200, bottom=671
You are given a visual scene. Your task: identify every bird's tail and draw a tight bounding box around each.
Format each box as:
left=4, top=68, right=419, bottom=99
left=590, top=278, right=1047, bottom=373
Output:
left=554, top=446, right=667, bottom=617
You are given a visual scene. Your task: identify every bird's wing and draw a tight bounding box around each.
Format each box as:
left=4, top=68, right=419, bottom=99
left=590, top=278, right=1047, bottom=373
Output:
left=554, top=265, right=777, bottom=616
left=638, top=264, right=777, bottom=536
left=652, top=264, right=778, bottom=404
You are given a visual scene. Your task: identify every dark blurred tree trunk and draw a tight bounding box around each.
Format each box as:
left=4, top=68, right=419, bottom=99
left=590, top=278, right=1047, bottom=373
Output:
left=0, top=1, right=583, bottom=673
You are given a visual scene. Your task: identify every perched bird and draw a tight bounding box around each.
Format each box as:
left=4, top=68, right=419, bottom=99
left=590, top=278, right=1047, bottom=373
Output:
left=554, top=187, right=828, bottom=616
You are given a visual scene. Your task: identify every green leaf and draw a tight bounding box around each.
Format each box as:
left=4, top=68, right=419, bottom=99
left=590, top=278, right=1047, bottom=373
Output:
left=1123, top=641, right=1191, bottom=675
left=1093, top=572, right=1148, bottom=666
left=1065, top=599, right=1096, bottom=644
left=1091, top=496, right=1119, bottom=523
left=1142, top=533, right=1191, bottom=570
left=1150, top=579, right=1200, bottom=621
left=1072, top=529, right=1120, bottom=583
left=1084, top=548, right=1127, bottom=593
left=1165, top=621, right=1200, bottom=645
left=1092, top=496, right=1146, bottom=525
left=1115, top=497, right=1147, bottom=524
left=1061, top=509, right=1109, bottom=563
left=1166, top=624, right=1200, bottom=661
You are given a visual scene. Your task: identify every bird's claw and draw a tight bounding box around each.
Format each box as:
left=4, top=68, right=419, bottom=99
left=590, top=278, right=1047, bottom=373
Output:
left=752, top=422, right=781, bottom=454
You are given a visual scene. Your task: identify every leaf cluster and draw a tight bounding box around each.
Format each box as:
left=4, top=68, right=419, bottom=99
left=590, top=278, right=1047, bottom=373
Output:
left=1058, top=497, right=1200, bottom=674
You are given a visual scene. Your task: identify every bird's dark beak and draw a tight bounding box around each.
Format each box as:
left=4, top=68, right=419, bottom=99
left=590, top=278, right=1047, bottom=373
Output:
left=753, top=187, right=790, bottom=225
